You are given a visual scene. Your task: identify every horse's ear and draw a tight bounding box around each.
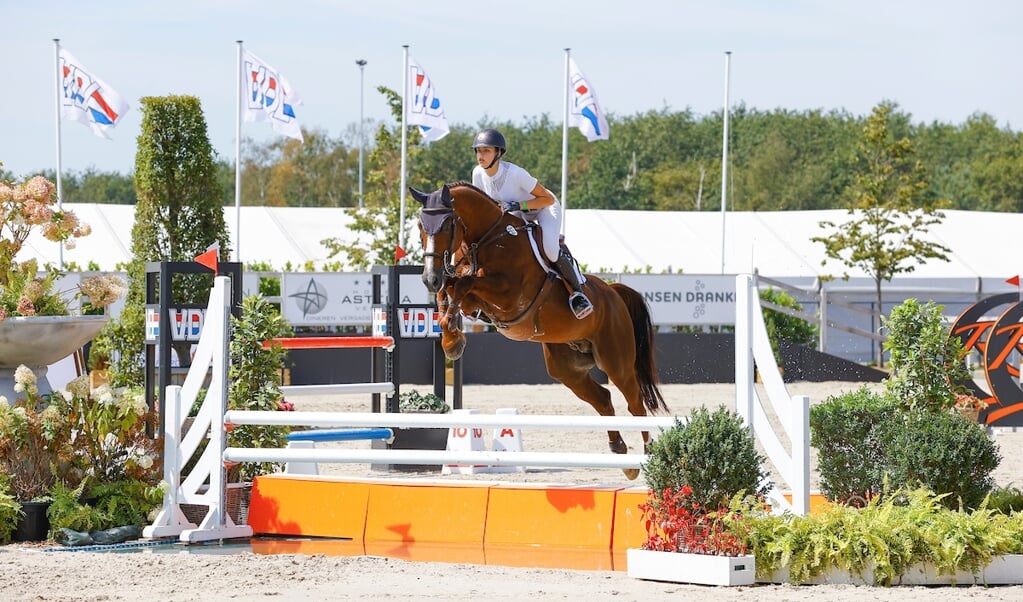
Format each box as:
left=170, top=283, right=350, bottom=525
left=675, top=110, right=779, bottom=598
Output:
left=409, top=187, right=428, bottom=206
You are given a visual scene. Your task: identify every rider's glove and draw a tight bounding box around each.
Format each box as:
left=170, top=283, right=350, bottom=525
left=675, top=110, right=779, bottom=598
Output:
left=502, top=201, right=522, bottom=212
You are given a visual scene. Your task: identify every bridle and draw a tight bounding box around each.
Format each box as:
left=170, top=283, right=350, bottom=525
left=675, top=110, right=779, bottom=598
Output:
left=421, top=207, right=462, bottom=279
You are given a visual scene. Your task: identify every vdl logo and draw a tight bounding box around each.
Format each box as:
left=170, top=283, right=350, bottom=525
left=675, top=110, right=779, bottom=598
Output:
left=397, top=307, right=442, bottom=338
left=289, top=278, right=328, bottom=317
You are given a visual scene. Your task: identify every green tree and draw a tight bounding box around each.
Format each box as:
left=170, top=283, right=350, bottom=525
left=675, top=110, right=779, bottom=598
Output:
left=321, top=86, right=438, bottom=269
left=98, top=95, right=231, bottom=386
left=812, top=103, right=951, bottom=366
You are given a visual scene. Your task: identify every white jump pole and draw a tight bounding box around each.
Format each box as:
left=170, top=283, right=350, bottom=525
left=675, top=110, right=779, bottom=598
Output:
left=225, top=410, right=678, bottom=431
left=225, top=448, right=649, bottom=470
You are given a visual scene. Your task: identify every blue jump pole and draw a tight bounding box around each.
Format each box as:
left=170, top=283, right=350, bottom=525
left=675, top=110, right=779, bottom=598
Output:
left=285, top=428, right=394, bottom=443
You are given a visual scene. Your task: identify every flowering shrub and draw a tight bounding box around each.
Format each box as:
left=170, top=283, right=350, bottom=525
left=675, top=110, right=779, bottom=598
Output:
left=0, top=368, right=73, bottom=500
left=0, top=365, right=160, bottom=501
left=0, top=172, right=126, bottom=320
left=638, top=485, right=749, bottom=556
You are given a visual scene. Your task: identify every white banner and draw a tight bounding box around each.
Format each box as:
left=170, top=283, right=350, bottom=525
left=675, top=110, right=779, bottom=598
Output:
left=618, top=274, right=736, bottom=325
left=282, top=273, right=432, bottom=325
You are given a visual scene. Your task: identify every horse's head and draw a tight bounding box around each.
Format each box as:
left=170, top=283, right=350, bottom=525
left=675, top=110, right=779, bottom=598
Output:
left=410, top=184, right=460, bottom=292
left=411, top=182, right=511, bottom=292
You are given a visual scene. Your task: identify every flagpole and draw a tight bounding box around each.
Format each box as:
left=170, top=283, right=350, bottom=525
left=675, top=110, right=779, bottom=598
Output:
left=560, top=48, right=570, bottom=236
left=53, top=38, right=64, bottom=268
left=720, top=51, right=732, bottom=275
left=233, top=41, right=244, bottom=263
left=398, top=45, right=409, bottom=259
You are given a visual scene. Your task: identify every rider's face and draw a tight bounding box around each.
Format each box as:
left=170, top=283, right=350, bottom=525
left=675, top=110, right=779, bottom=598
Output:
left=475, top=146, right=499, bottom=166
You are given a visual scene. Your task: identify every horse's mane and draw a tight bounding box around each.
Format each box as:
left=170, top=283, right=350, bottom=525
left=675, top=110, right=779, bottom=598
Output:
left=448, top=181, right=500, bottom=206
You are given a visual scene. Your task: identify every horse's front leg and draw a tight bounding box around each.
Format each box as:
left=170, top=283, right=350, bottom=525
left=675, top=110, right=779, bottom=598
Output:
left=437, top=280, right=474, bottom=360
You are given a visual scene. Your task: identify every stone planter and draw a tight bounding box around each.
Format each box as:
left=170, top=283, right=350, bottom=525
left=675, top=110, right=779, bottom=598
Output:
left=626, top=548, right=756, bottom=586
left=0, top=315, right=109, bottom=401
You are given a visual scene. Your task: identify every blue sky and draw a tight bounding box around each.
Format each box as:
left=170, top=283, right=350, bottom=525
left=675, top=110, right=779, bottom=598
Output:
left=2, top=0, right=1020, bottom=179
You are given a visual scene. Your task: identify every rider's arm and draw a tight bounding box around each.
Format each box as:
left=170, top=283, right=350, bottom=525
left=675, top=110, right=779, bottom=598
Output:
left=522, top=183, right=555, bottom=211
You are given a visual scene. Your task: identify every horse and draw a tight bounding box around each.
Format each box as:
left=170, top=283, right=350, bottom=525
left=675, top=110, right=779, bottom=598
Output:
left=409, top=182, right=668, bottom=480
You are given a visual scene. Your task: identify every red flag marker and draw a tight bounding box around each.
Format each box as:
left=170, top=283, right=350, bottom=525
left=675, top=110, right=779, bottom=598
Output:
left=394, top=245, right=408, bottom=264
left=195, top=244, right=219, bottom=273
left=1007, top=275, right=1020, bottom=287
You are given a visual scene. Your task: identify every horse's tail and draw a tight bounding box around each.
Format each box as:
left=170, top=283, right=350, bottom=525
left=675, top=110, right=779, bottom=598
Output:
left=610, top=283, right=668, bottom=414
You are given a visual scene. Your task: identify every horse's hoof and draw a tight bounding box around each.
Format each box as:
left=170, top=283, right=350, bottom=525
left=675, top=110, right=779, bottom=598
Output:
left=608, top=440, right=628, bottom=455
left=443, top=338, right=466, bottom=361
left=622, top=468, right=640, bottom=481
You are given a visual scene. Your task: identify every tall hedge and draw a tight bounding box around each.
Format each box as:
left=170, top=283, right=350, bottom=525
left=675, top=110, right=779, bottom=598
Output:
left=99, top=95, right=230, bottom=386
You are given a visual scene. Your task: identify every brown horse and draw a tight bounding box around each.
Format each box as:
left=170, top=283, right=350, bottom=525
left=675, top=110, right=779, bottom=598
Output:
left=410, top=182, right=668, bottom=479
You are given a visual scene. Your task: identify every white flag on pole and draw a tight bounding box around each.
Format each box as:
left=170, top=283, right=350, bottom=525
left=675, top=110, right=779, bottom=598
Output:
left=407, top=56, right=449, bottom=142
left=567, top=58, right=609, bottom=142
left=58, top=48, right=130, bottom=140
left=241, top=49, right=304, bottom=142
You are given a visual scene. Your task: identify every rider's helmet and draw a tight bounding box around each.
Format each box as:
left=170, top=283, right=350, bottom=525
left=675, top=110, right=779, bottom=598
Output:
left=472, top=129, right=506, bottom=154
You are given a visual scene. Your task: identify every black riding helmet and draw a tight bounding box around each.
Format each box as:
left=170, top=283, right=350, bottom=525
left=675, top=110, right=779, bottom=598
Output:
left=472, top=129, right=506, bottom=170
left=472, top=128, right=506, bottom=152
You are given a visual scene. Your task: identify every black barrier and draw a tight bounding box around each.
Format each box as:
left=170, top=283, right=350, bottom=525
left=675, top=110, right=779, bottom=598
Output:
left=144, top=261, right=242, bottom=437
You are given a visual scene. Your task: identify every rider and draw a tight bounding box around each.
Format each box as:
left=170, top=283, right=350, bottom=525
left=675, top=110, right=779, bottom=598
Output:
left=470, top=128, right=593, bottom=319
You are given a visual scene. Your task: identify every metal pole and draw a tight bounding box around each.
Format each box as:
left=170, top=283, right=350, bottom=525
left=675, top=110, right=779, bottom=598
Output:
left=356, top=59, right=367, bottom=208
left=720, top=51, right=731, bottom=274
left=53, top=39, right=64, bottom=269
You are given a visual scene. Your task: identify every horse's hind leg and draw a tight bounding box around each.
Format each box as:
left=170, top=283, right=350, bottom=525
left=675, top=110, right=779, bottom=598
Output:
left=542, top=343, right=638, bottom=480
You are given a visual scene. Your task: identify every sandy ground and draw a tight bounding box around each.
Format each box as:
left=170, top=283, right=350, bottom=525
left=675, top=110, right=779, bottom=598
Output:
left=3, top=380, right=1023, bottom=601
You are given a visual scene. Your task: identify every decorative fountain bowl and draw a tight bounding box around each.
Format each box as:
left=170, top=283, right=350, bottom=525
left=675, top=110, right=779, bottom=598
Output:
left=0, top=315, right=109, bottom=401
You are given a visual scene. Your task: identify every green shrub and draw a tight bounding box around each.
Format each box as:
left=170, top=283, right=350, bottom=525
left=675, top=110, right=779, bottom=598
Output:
left=882, top=298, right=970, bottom=411
left=810, top=387, right=901, bottom=505
left=0, top=477, right=23, bottom=544
left=228, top=295, right=293, bottom=481
left=643, top=406, right=771, bottom=510
left=883, top=411, right=1000, bottom=510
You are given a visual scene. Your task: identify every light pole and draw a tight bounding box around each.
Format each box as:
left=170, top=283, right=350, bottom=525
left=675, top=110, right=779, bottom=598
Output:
left=356, top=59, right=367, bottom=208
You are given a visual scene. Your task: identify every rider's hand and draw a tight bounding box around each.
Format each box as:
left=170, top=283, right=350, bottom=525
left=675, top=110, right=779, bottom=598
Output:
left=502, top=201, right=522, bottom=213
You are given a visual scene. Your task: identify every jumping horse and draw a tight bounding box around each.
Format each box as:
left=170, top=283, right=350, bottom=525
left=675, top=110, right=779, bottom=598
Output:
left=410, top=182, right=668, bottom=479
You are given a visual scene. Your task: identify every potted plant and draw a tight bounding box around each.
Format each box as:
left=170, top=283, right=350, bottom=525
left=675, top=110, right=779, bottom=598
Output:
left=627, top=406, right=771, bottom=586
left=398, top=389, right=451, bottom=414
left=371, top=389, right=451, bottom=471
left=0, top=365, right=162, bottom=541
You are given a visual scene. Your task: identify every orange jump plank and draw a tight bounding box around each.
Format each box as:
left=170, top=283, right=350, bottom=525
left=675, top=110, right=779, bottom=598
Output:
left=364, top=480, right=491, bottom=546
left=484, top=483, right=623, bottom=549
left=611, top=486, right=651, bottom=552
left=248, top=474, right=371, bottom=539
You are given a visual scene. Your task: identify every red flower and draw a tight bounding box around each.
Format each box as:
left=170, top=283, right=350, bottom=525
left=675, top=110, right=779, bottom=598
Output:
left=277, top=399, right=295, bottom=412
left=681, top=485, right=693, bottom=496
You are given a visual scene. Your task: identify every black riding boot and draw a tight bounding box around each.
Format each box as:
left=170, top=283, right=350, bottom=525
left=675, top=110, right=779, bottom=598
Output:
left=553, top=247, right=593, bottom=319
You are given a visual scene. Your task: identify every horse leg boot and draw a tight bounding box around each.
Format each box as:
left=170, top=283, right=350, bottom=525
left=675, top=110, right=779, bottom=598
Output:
left=553, top=245, right=593, bottom=319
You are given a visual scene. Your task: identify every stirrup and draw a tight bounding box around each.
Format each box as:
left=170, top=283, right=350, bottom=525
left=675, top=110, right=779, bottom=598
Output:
left=568, top=292, right=593, bottom=319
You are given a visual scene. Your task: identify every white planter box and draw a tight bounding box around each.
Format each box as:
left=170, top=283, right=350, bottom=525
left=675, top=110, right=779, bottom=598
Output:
left=626, top=548, right=755, bottom=586
left=763, top=554, right=1023, bottom=585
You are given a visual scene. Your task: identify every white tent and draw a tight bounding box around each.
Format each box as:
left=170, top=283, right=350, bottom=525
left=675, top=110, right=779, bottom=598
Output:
left=20, top=205, right=1022, bottom=288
